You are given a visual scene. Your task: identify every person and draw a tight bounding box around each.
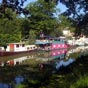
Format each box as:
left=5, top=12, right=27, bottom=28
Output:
left=40, top=31, right=44, bottom=39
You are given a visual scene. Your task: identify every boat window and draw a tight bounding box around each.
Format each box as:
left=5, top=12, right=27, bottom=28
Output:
left=16, top=44, right=19, bottom=47
left=50, top=38, right=53, bottom=40
left=22, top=44, right=25, bottom=47
left=54, top=39, right=57, bottom=41
left=33, top=47, right=36, bottom=48
left=64, top=41, right=67, bottom=43
left=27, top=47, right=29, bottom=50
left=57, top=39, right=60, bottom=41
left=55, top=39, right=60, bottom=41
left=31, top=47, right=32, bottom=49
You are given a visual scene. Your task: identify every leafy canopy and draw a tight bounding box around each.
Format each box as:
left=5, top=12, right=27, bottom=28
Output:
left=25, top=0, right=59, bottom=36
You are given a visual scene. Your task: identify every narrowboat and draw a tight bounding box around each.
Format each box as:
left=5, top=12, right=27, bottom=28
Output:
left=35, top=36, right=69, bottom=51
left=51, top=37, right=69, bottom=50
left=0, top=42, right=37, bottom=56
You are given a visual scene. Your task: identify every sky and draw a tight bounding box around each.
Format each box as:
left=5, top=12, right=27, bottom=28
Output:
left=23, top=0, right=67, bottom=13
left=22, top=0, right=67, bottom=17
left=0, top=0, right=67, bottom=13
left=0, top=0, right=67, bottom=16
left=23, top=0, right=84, bottom=16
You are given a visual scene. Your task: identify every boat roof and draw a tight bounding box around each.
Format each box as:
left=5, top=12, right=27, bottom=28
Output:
left=35, top=42, right=50, bottom=44
left=7, top=42, right=25, bottom=44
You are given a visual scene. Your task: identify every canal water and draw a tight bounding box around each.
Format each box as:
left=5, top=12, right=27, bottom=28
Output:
left=0, top=46, right=88, bottom=88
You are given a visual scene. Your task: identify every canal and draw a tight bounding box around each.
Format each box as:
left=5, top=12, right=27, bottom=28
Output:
left=0, top=46, right=88, bottom=88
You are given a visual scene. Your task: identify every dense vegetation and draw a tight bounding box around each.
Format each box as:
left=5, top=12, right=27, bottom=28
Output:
left=0, top=0, right=75, bottom=47
left=45, top=0, right=88, bottom=36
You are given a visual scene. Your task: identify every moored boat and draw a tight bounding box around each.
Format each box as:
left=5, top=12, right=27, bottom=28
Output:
left=51, top=37, right=69, bottom=50
left=35, top=36, right=69, bottom=51
left=0, top=42, right=37, bottom=56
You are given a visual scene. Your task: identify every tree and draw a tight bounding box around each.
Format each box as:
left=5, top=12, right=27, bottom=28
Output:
left=25, top=0, right=59, bottom=37
left=28, top=30, right=37, bottom=44
left=0, top=8, right=22, bottom=46
left=0, top=0, right=29, bottom=15
left=58, top=15, right=75, bottom=32
left=20, top=18, right=30, bottom=41
left=58, top=0, right=88, bottom=36
left=45, top=0, right=88, bottom=36
left=44, top=0, right=58, bottom=3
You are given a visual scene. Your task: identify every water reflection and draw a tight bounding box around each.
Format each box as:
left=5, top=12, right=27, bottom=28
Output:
left=0, top=49, right=68, bottom=67
left=14, top=75, right=24, bottom=84
left=0, top=75, right=24, bottom=88
left=0, top=46, right=88, bottom=88
left=0, top=46, right=86, bottom=67
left=50, top=49, right=67, bottom=59
left=55, top=58, right=75, bottom=70
left=0, top=56, right=34, bottom=67
left=0, top=83, right=11, bottom=88
left=38, top=49, right=76, bottom=71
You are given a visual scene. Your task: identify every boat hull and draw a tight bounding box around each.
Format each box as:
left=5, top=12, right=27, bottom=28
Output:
left=0, top=50, right=36, bottom=57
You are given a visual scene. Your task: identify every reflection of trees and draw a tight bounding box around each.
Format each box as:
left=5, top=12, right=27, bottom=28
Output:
left=67, top=52, right=80, bottom=59
left=0, top=65, right=28, bottom=83
left=0, top=60, right=53, bottom=87
left=0, top=54, right=88, bottom=88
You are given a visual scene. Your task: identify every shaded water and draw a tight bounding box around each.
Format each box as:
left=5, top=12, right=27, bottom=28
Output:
left=0, top=46, right=88, bottom=88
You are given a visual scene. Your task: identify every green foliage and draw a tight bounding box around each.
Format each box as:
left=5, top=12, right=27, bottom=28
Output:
left=0, top=8, right=21, bottom=46
left=15, top=84, right=26, bottom=88
left=0, top=0, right=77, bottom=46
left=59, top=0, right=88, bottom=35
left=70, top=76, right=88, bottom=88
left=25, top=0, right=59, bottom=36
left=28, top=79, right=40, bottom=85
left=26, top=30, right=37, bottom=44
left=57, top=15, right=75, bottom=36
left=20, top=18, right=30, bottom=40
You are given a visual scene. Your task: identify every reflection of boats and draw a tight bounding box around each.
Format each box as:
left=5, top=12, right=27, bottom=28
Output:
left=0, top=55, right=34, bottom=66
left=39, top=57, right=75, bottom=71
left=35, top=36, right=69, bottom=51
left=50, top=49, right=67, bottom=59
left=0, top=42, right=37, bottom=56
left=38, top=49, right=76, bottom=71
left=35, top=49, right=67, bottom=61
left=66, top=46, right=88, bottom=56
left=0, top=48, right=67, bottom=67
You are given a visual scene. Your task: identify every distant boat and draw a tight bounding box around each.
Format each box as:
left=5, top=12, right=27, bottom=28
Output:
left=67, top=36, right=86, bottom=46
left=0, top=42, right=37, bottom=56
left=35, top=36, right=69, bottom=51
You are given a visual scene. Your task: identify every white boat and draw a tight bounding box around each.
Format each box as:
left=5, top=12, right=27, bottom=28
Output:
left=0, top=42, right=37, bottom=56
left=67, top=36, right=86, bottom=46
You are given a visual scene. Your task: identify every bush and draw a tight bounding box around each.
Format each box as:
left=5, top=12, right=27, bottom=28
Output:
left=70, top=76, right=88, bottom=88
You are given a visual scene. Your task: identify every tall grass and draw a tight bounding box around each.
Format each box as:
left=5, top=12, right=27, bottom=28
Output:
left=70, top=75, right=88, bottom=88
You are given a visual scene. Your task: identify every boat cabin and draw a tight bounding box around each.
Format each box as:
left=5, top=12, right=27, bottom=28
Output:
left=5, top=43, right=37, bottom=52
left=5, top=43, right=25, bottom=52
left=35, top=36, right=68, bottom=50
left=51, top=37, right=68, bottom=49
